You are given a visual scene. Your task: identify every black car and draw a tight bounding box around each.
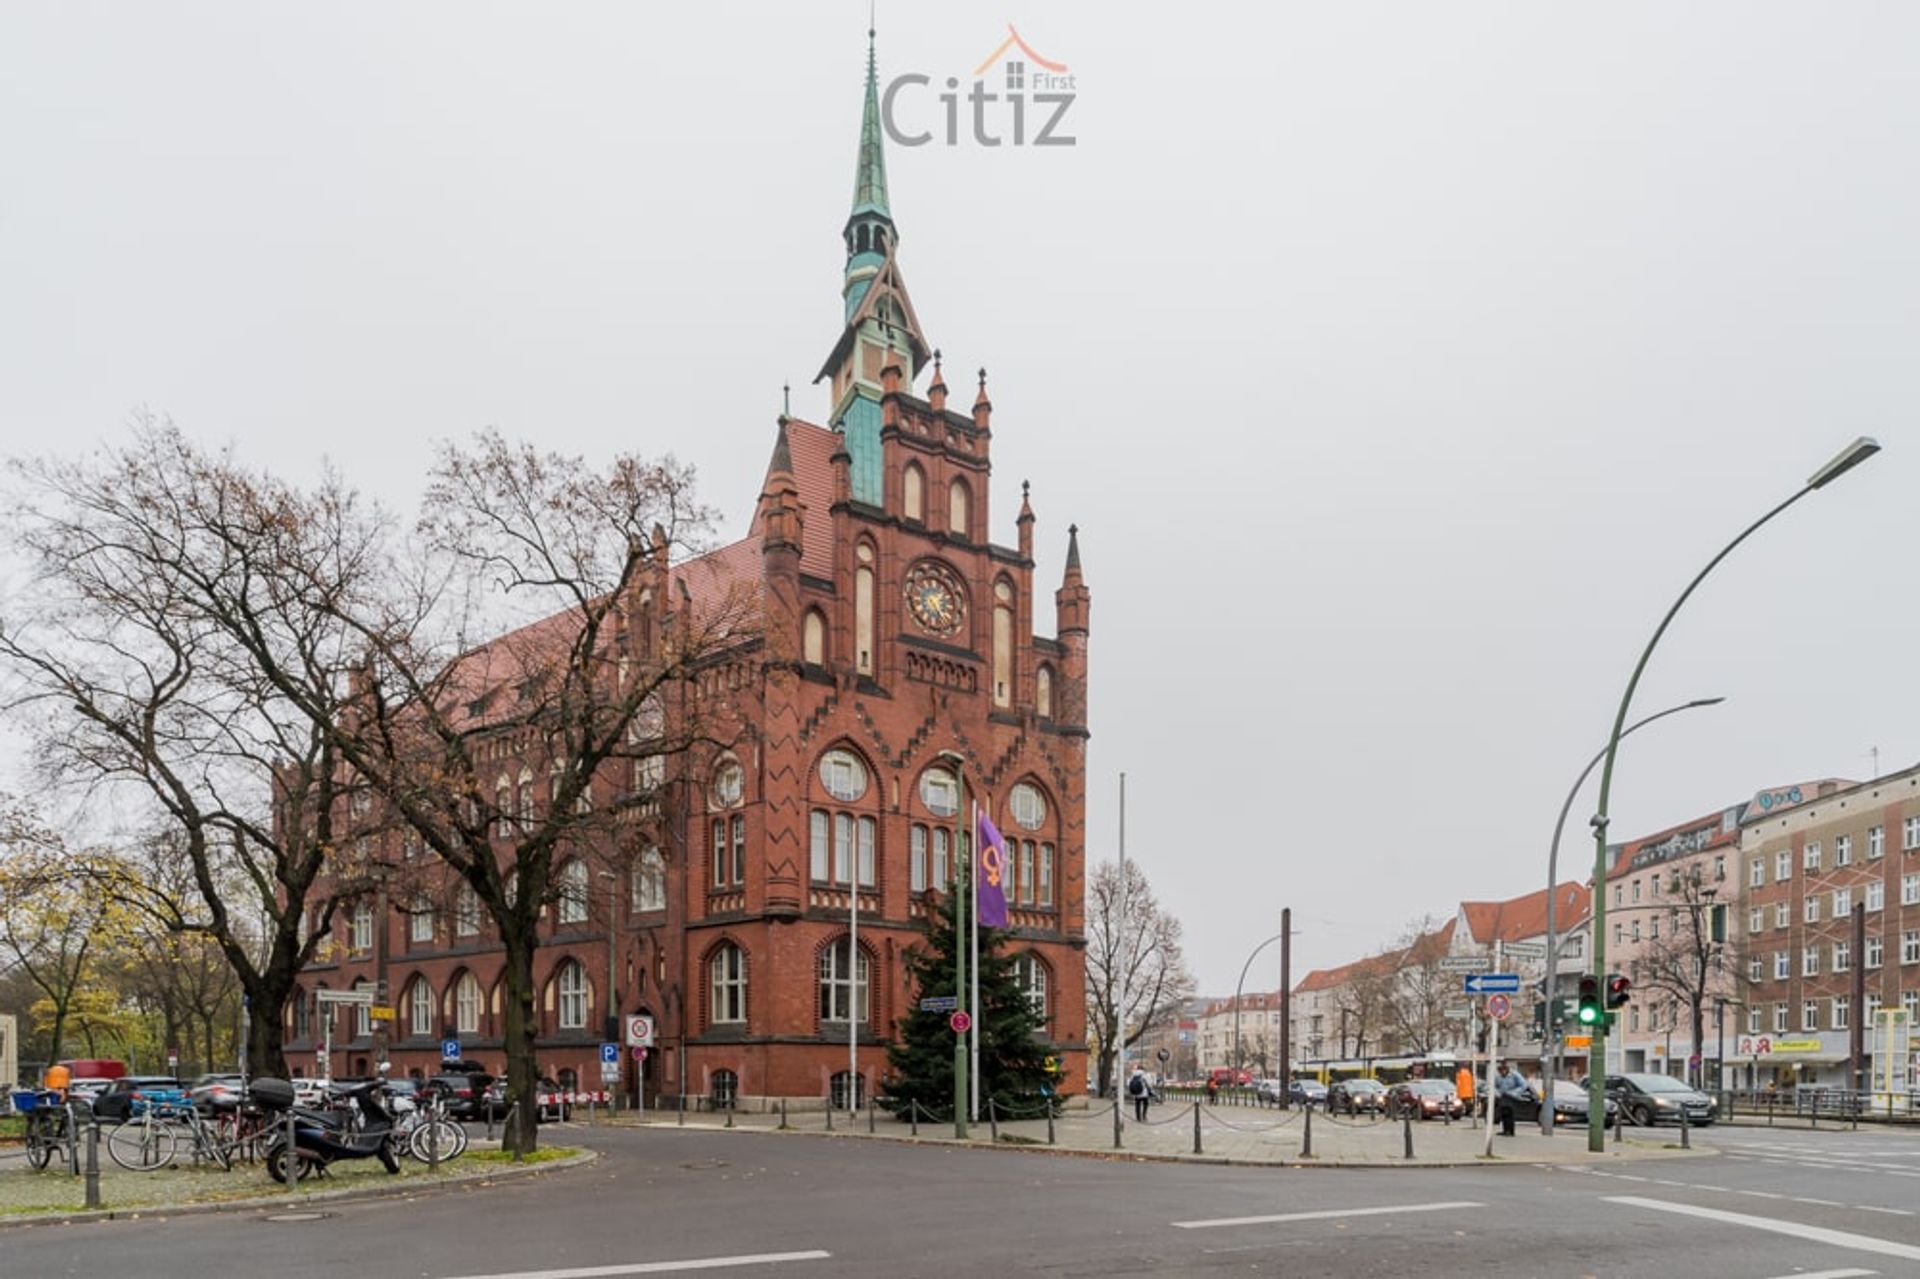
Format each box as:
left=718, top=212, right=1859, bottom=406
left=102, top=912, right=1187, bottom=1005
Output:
left=1502, top=1080, right=1618, bottom=1129
left=482, top=1076, right=572, bottom=1122
left=1326, top=1078, right=1388, bottom=1115
left=1605, top=1072, right=1717, bottom=1127
left=88, top=1076, right=186, bottom=1121
left=422, top=1071, right=496, bottom=1120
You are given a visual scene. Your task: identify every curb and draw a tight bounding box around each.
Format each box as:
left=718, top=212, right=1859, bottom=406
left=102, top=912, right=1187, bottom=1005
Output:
left=614, top=1118, right=1716, bottom=1171
left=0, top=1147, right=599, bottom=1231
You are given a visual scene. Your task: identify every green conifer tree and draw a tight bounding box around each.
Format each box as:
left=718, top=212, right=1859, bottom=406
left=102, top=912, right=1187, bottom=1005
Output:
left=881, top=888, right=1064, bottom=1119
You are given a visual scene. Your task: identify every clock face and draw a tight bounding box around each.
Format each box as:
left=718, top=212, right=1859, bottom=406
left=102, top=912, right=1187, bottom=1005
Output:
left=905, top=562, right=965, bottom=637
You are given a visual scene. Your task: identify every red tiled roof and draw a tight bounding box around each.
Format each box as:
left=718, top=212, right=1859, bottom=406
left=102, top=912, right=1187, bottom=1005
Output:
left=1459, top=882, right=1588, bottom=944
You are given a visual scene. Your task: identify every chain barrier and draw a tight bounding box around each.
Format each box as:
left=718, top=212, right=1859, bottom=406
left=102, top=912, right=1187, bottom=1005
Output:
left=1197, top=1105, right=1306, bottom=1135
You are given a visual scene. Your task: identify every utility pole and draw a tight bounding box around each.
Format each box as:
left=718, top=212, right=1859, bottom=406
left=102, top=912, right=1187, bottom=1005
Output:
left=1851, top=900, right=1866, bottom=1095
left=1278, top=908, right=1292, bottom=1107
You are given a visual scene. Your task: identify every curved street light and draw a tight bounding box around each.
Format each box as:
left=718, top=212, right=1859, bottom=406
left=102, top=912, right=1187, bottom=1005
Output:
left=1582, top=436, right=1880, bottom=1153
left=1232, top=932, right=1288, bottom=1083
left=1537, top=695, right=1723, bottom=1134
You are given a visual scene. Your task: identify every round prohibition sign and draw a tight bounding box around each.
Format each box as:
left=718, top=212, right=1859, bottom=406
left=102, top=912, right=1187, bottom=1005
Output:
left=949, top=1010, right=973, bottom=1034
left=1486, top=993, right=1512, bottom=1021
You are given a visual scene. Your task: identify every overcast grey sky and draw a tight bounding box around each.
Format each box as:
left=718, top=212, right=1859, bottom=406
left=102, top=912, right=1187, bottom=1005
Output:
left=4, top=3, right=1916, bottom=998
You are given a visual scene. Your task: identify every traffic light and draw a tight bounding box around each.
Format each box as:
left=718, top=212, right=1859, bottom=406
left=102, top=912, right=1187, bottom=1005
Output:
left=1606, top=973, right=1632, bottom=1009
left=1577, top=975, right=1603, bottom=1026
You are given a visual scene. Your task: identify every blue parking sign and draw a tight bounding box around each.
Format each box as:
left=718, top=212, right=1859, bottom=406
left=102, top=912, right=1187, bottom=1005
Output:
left=442, top=1039, right=461, bottom=1061
left=600, top=1043, right=619, bottom=1064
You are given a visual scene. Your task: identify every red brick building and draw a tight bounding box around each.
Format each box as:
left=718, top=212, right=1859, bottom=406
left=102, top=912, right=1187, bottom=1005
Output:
left=285, top=38, right=1091, bottom=1108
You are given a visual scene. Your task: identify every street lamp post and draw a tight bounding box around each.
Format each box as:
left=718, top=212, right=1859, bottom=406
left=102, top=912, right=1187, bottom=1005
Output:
left=1584, top=437, right=1880, bottom=1153
left=1539, top=697, right=1723, bottom=1134
left=936, top=749, right=968, bottom=1140
left=1232, top=930, right=1288, bottom=1085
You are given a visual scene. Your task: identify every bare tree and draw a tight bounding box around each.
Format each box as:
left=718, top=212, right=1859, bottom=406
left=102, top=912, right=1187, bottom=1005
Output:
left=1084, top=859, right=1195, bottom=1094
left=1383, top=917, right=1465, bottom=1056
left=1634, top=863, right=1736, bottom=1087
left=0, top=421, right=382, bottom=1078
left=239, top=431, right=749, bottom=1154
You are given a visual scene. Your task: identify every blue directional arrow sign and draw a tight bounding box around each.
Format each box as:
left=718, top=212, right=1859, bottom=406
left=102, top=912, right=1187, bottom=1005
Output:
left=1463, top=973, right=1520, bottom=995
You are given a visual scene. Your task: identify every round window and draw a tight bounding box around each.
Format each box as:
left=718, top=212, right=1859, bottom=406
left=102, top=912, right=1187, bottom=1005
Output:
left=920, top=767, right=959, bottom=818
left=819, top=750, right=869, bottom=803
left=1010, top=782, right=1047, bottom=830
left=712, top=760, right=743, bottom=808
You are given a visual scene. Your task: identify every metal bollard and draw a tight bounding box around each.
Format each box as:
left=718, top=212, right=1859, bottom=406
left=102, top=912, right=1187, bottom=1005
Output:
left=84, top=1120, right=101, bottom=1209
left=777, top=1098, right=786, bottom=1131
left=285, top=1105, right=299, bottom=1185
left=825, top=1099, right=833, bottom=1131
left=988, top=1098, right=999, bottom=1143
left=1300, top=1103, right=1313, bottom=1159
left=725, top=1099, right=734, bottom=1129
left=1403, top=1112, right=1414, bottom=1159
left=429, top=1104, right=441, bottom=1173
left=1046, top=1104, right=1055, bottom=1146
left=679, top=1090, right=686, bottom=1126
left=485, top=1100, right=494, bottom=1142
left=1679, top=1104, right=1690, bottom=1149
left=1192, top=1100, right=1202, bottom=1155
left=869, top=1096, right=877, bottom=1134
left=1113, top=1095, right=1122, bottom=1150
left=910, top=1099, right=919, bottom=1137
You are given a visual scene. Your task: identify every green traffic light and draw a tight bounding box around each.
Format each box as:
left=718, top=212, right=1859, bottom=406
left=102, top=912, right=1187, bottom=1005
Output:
left=1578, top=1004, right=1599, bottom=1025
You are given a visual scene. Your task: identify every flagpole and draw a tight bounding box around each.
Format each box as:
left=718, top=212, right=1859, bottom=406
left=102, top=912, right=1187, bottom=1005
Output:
left=1115, top=772, right=1128, bottom=1102
left=970, top=798, right=981, bottom=1123
left=947, top=754, right=967, bottom=1140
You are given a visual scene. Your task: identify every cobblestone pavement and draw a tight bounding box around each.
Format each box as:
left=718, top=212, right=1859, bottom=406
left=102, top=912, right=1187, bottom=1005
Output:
left=620, top=1098, right=1707, bottom=1167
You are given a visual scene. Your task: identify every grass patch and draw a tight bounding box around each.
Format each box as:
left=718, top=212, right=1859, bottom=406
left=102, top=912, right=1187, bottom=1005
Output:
left=466, top=1145, right=578, bottom=1167
left=0, top=1115, right=25, bottom=1139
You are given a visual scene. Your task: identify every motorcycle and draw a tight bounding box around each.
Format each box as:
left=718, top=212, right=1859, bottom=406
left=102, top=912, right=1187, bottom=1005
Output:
left=251, top=1077, right=403, bottom=1184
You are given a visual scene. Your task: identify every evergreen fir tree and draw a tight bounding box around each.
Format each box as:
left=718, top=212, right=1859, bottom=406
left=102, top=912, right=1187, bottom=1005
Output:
left=881, top=887, right=1064, bottom=1119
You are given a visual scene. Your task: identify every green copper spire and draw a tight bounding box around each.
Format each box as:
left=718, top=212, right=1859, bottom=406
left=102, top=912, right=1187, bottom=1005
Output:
left=850, top=28, right=890, bottom=222
left=841, top=27, right=895, bottom=322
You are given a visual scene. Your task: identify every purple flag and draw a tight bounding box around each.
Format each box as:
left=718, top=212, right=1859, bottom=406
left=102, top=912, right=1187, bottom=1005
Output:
left=976, top=812, right=1010, bottom=928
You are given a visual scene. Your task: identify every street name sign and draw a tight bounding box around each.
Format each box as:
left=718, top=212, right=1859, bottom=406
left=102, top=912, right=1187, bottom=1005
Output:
left=1437, top=955, right=1492, bottom=973
left=1500, top=942, right=1546, bottom=960
left=1463, top=973, right=1520, bottom=995
left=1443, top=1005, right=1471, bottom=1020
left=919, top=995, right=959, bottom=1013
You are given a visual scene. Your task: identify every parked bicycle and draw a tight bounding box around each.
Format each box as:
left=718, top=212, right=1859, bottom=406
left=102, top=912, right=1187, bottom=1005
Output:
left=11, top=1090, right=76, bottom=1171
left=391, top=1088, right=468, bottom=1163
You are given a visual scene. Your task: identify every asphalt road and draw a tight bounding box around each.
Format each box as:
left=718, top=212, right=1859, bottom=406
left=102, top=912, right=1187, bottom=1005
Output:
left=10, top=1121, right=1920, bottom=1278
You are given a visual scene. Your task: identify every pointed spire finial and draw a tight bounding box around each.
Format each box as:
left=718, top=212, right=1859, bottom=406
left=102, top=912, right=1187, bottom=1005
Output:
left=1066, top=524, right=1082, bottom=572
left=781, top=381, right=791, bottom=420
left=767, top=419, right=794, bottom=478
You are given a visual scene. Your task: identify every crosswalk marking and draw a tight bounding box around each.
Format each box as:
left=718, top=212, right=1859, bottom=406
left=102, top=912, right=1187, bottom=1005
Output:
left=439, top=1253, right=834, bottom=1279
left=1173, top=1201, right=1482, bottom=1230
left=1605, top=1196, right=1920, bottom=1262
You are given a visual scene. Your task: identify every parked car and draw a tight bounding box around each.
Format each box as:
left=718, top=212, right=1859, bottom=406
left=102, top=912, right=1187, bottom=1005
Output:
left=67, top=1077, right=116, bottom=1104
left=1327, top=1078, right=1388, bottom=1115
left=1501, top=1080, right=1618, bottom=1129
left=190, top=1073, right=247, bottom=1114
left=482, top=1076, right=572, bottom=1122
left=1386, top=1079, right=1464, bottom=1121
left=292, top=1078, right=331, bottom=1108
left=1605, top=1073, right=1717, bottom=1127
left=423, top=1071, right=496, bottom=1120
left=88, top=1076, right=186, bottom=1121
left=1289, top=1079, right=1329, bottom=1108
left=1254, top=1078, right=1285, bottom=1104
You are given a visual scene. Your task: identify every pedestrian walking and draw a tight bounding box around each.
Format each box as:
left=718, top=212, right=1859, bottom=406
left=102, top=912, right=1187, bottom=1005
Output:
left=1455, top=1064, right=1475, bottom=1117
left=1127, top=1067, right=1152, bottom=1122
left=1205, top=1075, right=1219, bottom=1106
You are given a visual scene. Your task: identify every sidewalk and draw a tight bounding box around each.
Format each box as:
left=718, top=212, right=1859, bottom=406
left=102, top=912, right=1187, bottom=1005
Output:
left=620, top=1100, right=1707, bottom=1168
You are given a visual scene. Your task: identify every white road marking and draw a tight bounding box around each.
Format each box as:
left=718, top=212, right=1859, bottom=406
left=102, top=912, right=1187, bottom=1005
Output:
left=1795, top=1198, right=1844, bottom=1207
left=1857, top=1206, right=1913, bottom=1217
left=1605, top=1196, right=1920, bottom=1262
left=1172, top=1201, right=1482, bottom=1230
left=439, top=1252, right=833, bottom=1279
left=1756, top=1270, right=1876, bottom=1279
